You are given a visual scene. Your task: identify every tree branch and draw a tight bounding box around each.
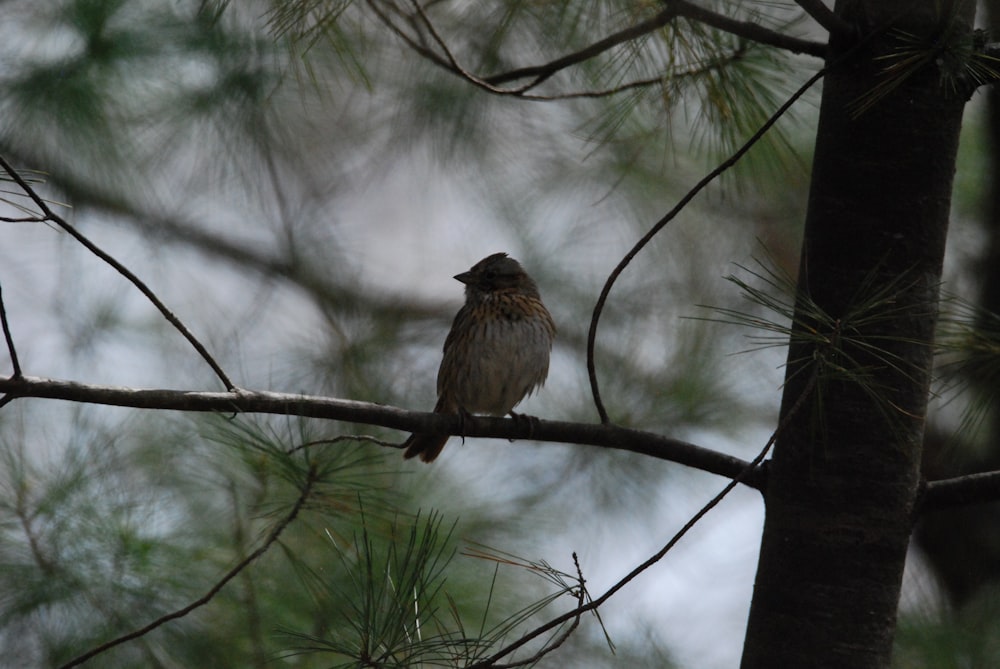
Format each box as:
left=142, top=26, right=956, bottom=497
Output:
left=920, top=470, right=1000, bottom=512
left=0, top=374, right=764, bottom=490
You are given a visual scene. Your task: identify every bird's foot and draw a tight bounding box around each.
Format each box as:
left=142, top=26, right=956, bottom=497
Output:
left=508, top=410, right=540, bottom=441
left=458, top=407, right=472, bottom=444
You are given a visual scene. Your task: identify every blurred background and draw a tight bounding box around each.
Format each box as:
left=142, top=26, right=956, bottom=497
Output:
left=0, top=1, right=997, bottom=667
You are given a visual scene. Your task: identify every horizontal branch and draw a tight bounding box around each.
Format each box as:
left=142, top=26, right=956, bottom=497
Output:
left=0, top=374, right=764, bottom=490
left=920, top=470, right=1000, bottom=512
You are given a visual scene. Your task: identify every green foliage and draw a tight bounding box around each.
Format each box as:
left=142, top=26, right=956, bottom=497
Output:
left=0, top=408, right=605, bottom=666
left=701, top=250, right=941, bottom=444
left=280, top=511, right=470, bottom=666
left=280, top=518, right=601, bottom=668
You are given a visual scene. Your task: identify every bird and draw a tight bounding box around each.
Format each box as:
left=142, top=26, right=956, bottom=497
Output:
left=402, top=252, right=556, bottom=462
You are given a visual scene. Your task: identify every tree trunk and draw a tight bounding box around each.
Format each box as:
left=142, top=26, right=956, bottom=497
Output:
left=914, top=0, right=1000, bottom=610
left=740, top=2, right=974, bottom=667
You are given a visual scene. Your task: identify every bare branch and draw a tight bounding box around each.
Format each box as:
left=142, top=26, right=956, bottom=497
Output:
left=0, top=215, right=47, bottom=223
left=59, top=465, right=317, bottom=669
left=0, top=374, right=764, bottom=490
left=920, top=470, right=1000, bottom=512
left=586, top=66, right=827, bottom=423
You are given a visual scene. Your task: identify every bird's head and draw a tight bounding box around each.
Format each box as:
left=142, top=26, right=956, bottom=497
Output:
left=455, top=253, right=539, bottom=298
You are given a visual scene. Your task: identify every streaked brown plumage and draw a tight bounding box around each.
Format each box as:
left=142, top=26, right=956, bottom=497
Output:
left=403, top=253, right=556, bottom=462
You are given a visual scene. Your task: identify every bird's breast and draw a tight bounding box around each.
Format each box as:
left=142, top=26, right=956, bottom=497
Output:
left=438, top=296, right=554, bottom=415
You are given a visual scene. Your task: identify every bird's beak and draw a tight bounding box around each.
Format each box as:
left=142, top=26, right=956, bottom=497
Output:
left=454, top=271, right=474, bottom=285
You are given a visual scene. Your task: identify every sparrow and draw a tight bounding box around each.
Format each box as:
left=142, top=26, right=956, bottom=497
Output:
left=403, top=252, right=556, bottom=462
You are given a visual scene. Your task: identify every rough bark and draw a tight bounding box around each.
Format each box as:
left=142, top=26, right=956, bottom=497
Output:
left=740, top=1, right=974, bottom=667
left=915, top=0, right=1000, bottom=608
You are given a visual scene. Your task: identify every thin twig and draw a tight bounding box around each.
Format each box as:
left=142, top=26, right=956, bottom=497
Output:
left=0, top=283, right=21, bottom=378
left=0, top=155, right=237, bottom=391
left=59, top=465, right=317, bottom=669
left=586, top=66, right=827, bottom=423
left=0, top=215, right=47, bottom=223
left=490, top=45, right=748, bottom=101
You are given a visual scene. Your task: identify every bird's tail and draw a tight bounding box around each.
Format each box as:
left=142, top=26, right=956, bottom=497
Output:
left=403, top=396, right=451, bottom=462
left=402, top=433, right=449, bottom=462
